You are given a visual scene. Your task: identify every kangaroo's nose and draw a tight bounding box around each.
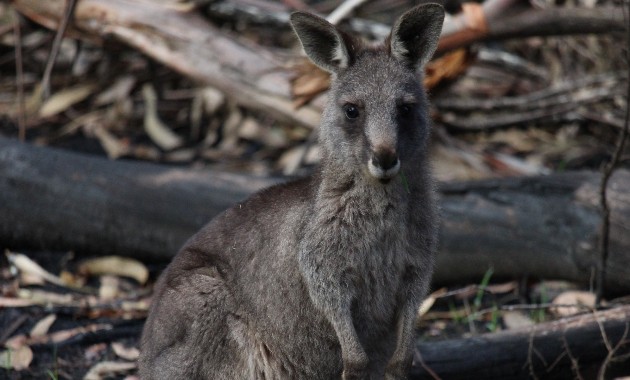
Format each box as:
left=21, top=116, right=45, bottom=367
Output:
left=372, top=150, right=399, bottom=171
left=368, top=147, right=400, bottom=180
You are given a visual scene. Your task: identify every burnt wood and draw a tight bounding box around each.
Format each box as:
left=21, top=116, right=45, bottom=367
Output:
left=412, top=305, right=630, bottom=379
left=1, top=137, right=630, bottom=293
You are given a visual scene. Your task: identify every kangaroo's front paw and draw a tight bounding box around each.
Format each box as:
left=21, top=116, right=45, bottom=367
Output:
left=384, top=372, right=408, bottom=380
left=342, top=368, right=369, bottom=380
left=342, top=355, right=369, bottom=380
left=384, top=361, right=410, bottom=380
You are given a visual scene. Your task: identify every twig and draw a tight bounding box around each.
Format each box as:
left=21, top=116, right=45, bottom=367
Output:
left=596, top=0, right=630, bottom=305
left=414, top=350, right=441, bottom=380
left=326, top=0, right=369, bottom=25
left=40, top=0, right=78, bottom=99
left=13, top=9, right=26, bottom=141
left=435, top=72, right=623, bottom=111
left=596, top=314, right=630, bottom=380
left=466, top=302, right=594, bottom=321
left=545, top=349, right=567, bottom=374
left=441, top=103, right=580, bottom=131
left=462, top=297, right=477, bottom=334
left=0, top=314, right=28, bottom=345
left=526, top=330, right=541, bottom=380
left=561, top=334, right=584, bottom=380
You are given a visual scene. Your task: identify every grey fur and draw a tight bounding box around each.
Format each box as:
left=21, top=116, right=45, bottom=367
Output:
left=139, top=4, right=444, bottom=380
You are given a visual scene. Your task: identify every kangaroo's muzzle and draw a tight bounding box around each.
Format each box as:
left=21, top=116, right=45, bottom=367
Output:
left=368, top=148, right=400, bottom=180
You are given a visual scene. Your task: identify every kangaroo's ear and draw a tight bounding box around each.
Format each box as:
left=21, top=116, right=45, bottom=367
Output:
left=390, top=4, right=445, bottom=69
left=290, top=12, right=354, bottom=74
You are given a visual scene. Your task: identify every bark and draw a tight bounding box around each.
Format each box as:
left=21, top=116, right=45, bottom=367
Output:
left=437, top=170, right=630, bottom=294
left=2, top=138, right=630, bottom=293
left=412, top=305, right=630, bottom=379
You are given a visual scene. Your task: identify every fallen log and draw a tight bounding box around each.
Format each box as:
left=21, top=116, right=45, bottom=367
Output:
left=438, top=170, right=630, bottom=295
left=2, top=137, right=630, bottom=293
left=0, top=137, right=277, bottom=261
left=412, top=305, right=630, bottom=379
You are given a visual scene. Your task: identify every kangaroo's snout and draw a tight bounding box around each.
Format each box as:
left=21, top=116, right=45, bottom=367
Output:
left=368, top=147, right=400, bottom=180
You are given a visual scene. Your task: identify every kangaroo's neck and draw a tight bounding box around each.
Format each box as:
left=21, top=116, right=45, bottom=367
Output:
left=313, top=155, right=426, bottom=224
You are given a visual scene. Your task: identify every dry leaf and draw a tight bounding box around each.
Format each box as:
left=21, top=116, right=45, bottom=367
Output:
left=278, top=145, right=308, bottom=175
left=18, top=271, right=46, bottom=286
left=18, top=288, right=80, bottom=307
left=6, top=250, right=93, bottom=293
left=551, top=291, right=596, bottom=317
left=39, top=84, right=96, bottom=118
left=291, top=59, right=331, bottom=108
left=94, top=76, right=136, bottom=106
left=30, top=314, right=57, bottom=337
left=485, top=281, right=518, bottom=294
left=200, top=87, right=225, bottom=115
left=431, top=144, right=491, bottom=181
left=83, top=361, right=136, bottom=380
left=6, top=250, right=66, bottom=288
left=424, top=49, right=471, bottom=90
left=0, top=297, right=37, bottom=307
left=418, top=288, right=447, bottom=318
left=85, top=343, right=108, bottom=361
left=142, top=84, right=183, bottom=150
left=92, top=125, right=130, bottom=159
left=98, top=275, right=121, bottom=300
left=111, top=342, right=140, bottom=361
left=238, top=118, right=287, bottom=148
left=59, top=270, right=86, bottom=288
left=23, top=84, right=44, bottom=117
left=0, top=346, right=33, bottom=371
left=483, top=152, right=550, bottom=176
left=502, top=311, right=535, bottom=330
left=78, top=256, right=149, bottom=285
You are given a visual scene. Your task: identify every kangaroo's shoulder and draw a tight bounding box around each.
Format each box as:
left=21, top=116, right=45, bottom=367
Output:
left=246, top=172, right=319, bottom=210
left=173, top=173, right=317, bottom=263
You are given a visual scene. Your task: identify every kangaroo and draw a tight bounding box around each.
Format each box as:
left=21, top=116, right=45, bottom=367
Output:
left=139, top=4, right=444, bottom=379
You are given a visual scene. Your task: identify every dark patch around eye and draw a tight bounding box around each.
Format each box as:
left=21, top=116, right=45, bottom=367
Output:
left=398, top=104, right=414, bottom=117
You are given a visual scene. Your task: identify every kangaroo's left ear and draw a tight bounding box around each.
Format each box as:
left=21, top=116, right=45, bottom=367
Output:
left=290, top=12, right=356, bottom=74
left=390, top=3, right=445, bottom=70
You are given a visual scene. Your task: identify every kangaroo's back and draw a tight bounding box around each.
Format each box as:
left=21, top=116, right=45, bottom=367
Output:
left=139, top=5, right=444, bottom=379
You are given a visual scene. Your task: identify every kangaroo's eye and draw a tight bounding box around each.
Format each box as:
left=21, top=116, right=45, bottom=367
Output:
left=399, top=104, right=413, bottom=116
left=343, top=104, right=360, bottom=119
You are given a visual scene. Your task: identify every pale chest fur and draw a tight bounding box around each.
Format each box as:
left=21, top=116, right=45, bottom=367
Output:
left=304, top=179, right=420, bottom=323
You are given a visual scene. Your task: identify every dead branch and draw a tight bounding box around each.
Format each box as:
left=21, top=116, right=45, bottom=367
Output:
left=437, top=72, right=623, bottom=131
left=412, top=305, right=630, bottom=379
left=435, top=72, right=622, bottom=112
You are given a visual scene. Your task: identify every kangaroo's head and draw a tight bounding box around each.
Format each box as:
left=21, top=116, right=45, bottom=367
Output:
left=291, top=5, right=444, bottom=183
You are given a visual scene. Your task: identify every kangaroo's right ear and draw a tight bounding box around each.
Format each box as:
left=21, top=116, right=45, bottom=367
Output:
left=290, top=12, right=355, bottom=74
left=390, top=4, right=445, bottom=70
